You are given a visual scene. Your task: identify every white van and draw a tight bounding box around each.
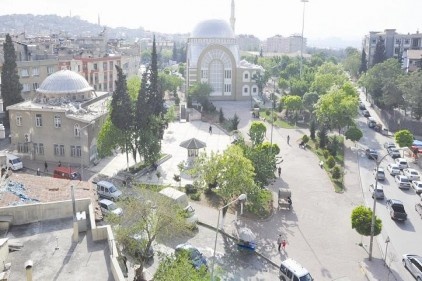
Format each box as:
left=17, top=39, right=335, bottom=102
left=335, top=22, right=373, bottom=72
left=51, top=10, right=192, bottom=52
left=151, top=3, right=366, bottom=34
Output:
left=6, top=154, right=23, bottom=171
left=96, top=180, right=122, bottom=201
left=279, top=258, right=313, bottom=281
left=159, top=187, right=198, bottom=224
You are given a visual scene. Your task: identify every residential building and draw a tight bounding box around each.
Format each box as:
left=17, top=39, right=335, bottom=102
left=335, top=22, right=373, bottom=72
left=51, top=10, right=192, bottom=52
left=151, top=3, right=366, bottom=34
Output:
left=264, top=34, right=306, bottom=54
left=7, top=69, right=109, bottom=167
left=236, top=34, right=261, bottom=52
left=402, top=49, right=422, bottom=72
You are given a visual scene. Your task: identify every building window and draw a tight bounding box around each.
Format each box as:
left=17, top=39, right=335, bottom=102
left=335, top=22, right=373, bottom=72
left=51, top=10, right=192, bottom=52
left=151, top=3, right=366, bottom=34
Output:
left=33, top=83, right=39, bottom=90
left=18, top=143, right=29, bottom=153
left=103, top=62, right=107, bottom=71
left=244, top=87, right=248, bottom=93
left=33, top=143, right=44, bottom=155
left=71, top=145, right=82, bottom=157
left=54, top=144, right=65, bottom=156
left=209, top=60, right=223, bottom=94
left=47, top=66, right=55, bottom=75
left=20, top=69, right=29, bottom=77
left=22, top=84, right=31, bottom=92
left=252, top=86, right=258, bottom=93
left=201, top=69, right=208, bottom=79
left=16, top=116, right=22, bottom=126
left=404, top=39, right=410, bottom=45
left=395, top=39, right=401, bottom=44
left=93, top=63, right=98, bottom=70
left=35, top=114, right=42, bottom=127
left=224, top=84, right=231, bottom=93
left=32, top=67, right=39, bottom=76
left=244, top=73, right=249, bottom=79
left=224, top=70, right=232, bottom=79
left=54, top=115, right=61, bottom=128
left=109, top=61, right=114, bottom=69
left=74, top=124, right=80, bottom=137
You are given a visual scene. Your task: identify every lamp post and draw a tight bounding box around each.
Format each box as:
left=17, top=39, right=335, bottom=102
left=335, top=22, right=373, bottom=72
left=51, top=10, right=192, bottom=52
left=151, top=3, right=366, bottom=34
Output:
left=299, top=0, right=309, bottom=79
left=80, top=121, right=94, bottom=181
left=384, top=236, right=390, bottom=266
left=211, top=194, right=247, bottom=281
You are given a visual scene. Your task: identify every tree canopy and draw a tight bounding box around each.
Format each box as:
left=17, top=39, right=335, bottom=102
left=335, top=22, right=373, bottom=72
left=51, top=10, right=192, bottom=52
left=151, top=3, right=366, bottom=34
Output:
left=351, top=205, right=382, bottom=237
left=394, top=129, right=414, bottom=148
left=248, top=121, right=267, bottom=147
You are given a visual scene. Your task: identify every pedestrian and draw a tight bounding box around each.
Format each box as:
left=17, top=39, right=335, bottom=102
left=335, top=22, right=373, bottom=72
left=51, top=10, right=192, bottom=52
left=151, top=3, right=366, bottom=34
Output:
left=282, top=239, right=287, bottom=251
left=209, top=125, right=212, bottom=134
left=36, top=168, right=40, bottom=176
left=278, top=166, right=281, bottom=178
left=277, top=234, right=282, bottom=251
left=44, top=161, right=48, bottom=172
left=287, top=135, right=290, bottom=145
left=58, top=161, right=61, bottom=167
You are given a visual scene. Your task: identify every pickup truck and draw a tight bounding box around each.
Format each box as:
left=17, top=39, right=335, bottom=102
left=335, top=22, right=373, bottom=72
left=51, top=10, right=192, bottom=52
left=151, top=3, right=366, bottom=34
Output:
left=386, top=199, right=407, bottom=221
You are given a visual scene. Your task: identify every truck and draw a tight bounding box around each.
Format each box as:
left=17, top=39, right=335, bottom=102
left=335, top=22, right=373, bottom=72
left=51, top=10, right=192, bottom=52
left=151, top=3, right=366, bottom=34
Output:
left=386, top=199, right=407, bottom=221
left=159, top=187, right=198, bottom=225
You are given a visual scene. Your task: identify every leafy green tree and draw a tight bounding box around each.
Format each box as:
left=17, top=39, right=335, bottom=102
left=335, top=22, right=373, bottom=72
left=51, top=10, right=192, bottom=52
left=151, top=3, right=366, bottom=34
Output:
left=318, top=126, right=328, bottom=149
left=310, top=119, right=316, bottom=140
left=382, top=79, right=405, bottom=109
left=302, top=92, right=319, bottom=113
left=310, top=62, right=347, bottom=95
left=219, top=108, right=225, bottom=123
left=154, top=254, right=209, bottom=281
left=342, top=47, right=360, bottom=79
left=332, top=165, right=341, bottom=179
left=326, top=156, right=335, bottom=168
left=188, top=82, right=213, bottom=111
left=289, top=78, right=309, bottom=96
left=248, top=121, right=267, bottom=147
left=281, top=95, right=302, bottom=116
left=97, top=117, right=126, bottom=157
left=372, top=37, right=386, bottom=66
left=230, top=113, right=240, bottom=131
left=110, top=189, right=189, bottom=281
left=127, top=76, right=141, bottom=101
left=359, top=49, right=368, bottom=74
left=252, top=71, right=268, bottom=98
left=345, top=127, right=363, bottom=142
left=351, top=205, right=382, bottom=237
left=400, top=71, right=422, bottom=120
left=1, top=33, right=24, bottom=126
left=394, top=130, right=413, bottom=148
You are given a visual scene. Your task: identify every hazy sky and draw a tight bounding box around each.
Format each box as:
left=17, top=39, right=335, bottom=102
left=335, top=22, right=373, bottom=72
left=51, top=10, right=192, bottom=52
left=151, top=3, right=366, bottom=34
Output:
left=1, top=0, right=422, bottom=42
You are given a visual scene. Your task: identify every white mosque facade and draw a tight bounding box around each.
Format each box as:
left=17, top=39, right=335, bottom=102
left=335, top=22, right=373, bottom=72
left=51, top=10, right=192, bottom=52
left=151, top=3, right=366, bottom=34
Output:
left=186, top=2, right=263, bottom=101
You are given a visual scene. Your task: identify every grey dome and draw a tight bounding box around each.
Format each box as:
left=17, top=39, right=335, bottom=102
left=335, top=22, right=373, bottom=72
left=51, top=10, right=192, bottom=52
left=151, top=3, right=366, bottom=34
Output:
left=37, top=70, right=93, bottom=95
left=191, top=19, right=234, bottom=38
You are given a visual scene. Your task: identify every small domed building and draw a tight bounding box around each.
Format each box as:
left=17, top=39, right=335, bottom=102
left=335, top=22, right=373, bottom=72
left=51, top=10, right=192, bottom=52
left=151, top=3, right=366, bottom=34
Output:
left=186, top=17, right=263, bottom=101
left=7, top=69, right=110, bottom=167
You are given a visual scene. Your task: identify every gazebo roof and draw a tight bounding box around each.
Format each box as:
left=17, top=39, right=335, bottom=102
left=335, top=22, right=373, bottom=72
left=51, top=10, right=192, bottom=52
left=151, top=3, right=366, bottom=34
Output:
left=179, top=138, right=207, bottom=149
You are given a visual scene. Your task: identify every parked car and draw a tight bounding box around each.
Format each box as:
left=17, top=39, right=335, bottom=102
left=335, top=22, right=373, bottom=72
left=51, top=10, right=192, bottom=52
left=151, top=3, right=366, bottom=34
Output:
left=363, top=110, right=371, bottom=117
left=384, top=142, right=396, bottom=149
left=53, top=167, right=81, bottom=180
left=96, top=180, right=122, bottom=201
left=359, top=102, right=366, bottom=110
left=175, top=243, right=208, bottom=270
left=99, top=199, right=123, bottom=216
left=367, top=117, right=376, bottom=128
left=415, top=203, right=422, bottom=218
left=403, top=168, right=421, bottom=181
left=402, top=254, right=422, bottom=280
left=373, top=168, right=386, bottom=181
left=412, top=181, right=422, bottom=194
left=279, top=258, right=314, bottom=281
left=386, top=199, right=407, bottom=221
left=395, top=158, right=409, bottom=170
left=369, top=184, right=385, bottom=199
left=387, top=163, right=401, bottom=176
left=387, top=148, right=401, bottom=159
left=365, top=149, right=378, bottom=160
left=395, top=175, right=411, bottom=189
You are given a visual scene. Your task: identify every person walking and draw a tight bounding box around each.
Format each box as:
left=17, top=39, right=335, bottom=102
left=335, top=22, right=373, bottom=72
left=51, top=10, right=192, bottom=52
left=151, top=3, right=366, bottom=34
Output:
left=278, top=166, right=281, bottom=178
left=277, top=234, right=283, bottom=251
left=36, top=168, right=40, bottom=176
left=287, top=135, right=290, bottom=145
left=209, top=125, right=212, bottom=134
left=44, top=161, right=48, bottom=172
left=58, top=161, right=61, bottom=167
left=282, top=239, right=287, bottom=251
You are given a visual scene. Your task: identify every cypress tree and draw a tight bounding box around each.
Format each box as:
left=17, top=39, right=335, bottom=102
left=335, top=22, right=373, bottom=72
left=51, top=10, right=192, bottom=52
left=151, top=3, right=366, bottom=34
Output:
left=110, top=65, right=132, bottom=130
left=372, top=37, right=386, bottom=66
left=359, top=49, right=367, bottom=74
left=1, top=34, right=24, bottom=126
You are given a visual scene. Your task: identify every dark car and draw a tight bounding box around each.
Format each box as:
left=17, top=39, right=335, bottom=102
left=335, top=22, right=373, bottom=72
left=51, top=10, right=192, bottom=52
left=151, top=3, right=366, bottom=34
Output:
left=363, top=110, right=371, bottom=117
left=175, top=243, right=208, bottom=270
left=359, top=103, right=366, bottom=110
left=387, top=147, right=401, bottom=159
left=365, top=149, right=378, bottom=160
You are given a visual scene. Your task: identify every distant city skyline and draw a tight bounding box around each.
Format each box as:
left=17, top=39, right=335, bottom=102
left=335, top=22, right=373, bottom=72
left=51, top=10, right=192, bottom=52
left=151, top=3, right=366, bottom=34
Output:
left=1, top=0, right=422, bottom=45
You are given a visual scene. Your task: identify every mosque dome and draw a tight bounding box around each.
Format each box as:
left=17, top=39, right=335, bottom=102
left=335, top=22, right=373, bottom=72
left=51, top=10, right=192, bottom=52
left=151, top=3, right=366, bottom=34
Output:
left=37, top=70, right=93, bottom=95
left=191, top=19, right=234, bottom=38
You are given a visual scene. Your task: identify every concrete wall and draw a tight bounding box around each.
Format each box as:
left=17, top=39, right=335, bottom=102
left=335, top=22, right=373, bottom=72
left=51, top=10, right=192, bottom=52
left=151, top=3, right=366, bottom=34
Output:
left=0, top=238, right=8, bottom=273
left=0, top=198, right=91, bottom=225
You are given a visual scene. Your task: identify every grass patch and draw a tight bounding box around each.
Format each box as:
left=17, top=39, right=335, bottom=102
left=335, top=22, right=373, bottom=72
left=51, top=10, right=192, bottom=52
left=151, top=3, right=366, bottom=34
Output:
left=259, top=110, right=295, bottom=129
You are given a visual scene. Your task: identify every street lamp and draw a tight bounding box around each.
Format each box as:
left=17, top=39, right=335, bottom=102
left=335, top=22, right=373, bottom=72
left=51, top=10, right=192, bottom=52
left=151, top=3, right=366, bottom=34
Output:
left=300, top=0, right=309, bottom=79
left=210, top=194, right=247, bottom=280
left=80, top=121, right=94, bottom=181
left=384, top=236, right=390, bottom=266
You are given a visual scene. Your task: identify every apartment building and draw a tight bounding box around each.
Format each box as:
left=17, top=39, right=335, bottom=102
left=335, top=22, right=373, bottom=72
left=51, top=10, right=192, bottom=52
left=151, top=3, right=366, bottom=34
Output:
left=264, top=34, right=306, bottom=54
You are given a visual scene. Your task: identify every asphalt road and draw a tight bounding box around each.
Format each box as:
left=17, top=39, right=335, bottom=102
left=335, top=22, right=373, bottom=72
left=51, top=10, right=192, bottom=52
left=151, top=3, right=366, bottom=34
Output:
left=356, top=99, right=422, bottom=280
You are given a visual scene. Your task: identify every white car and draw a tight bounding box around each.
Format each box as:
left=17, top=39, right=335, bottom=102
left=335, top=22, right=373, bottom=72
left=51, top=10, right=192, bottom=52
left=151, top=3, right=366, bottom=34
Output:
left=99, top=199, right=123, bottom=216
left=412, top=181, right=422, bottom=194
left=395, top=175, right=411, bottom=189
left=403, top=168, right=421, bottom=181
left=387, top=163, right=401, bottom=176
left=395, top=158, right=409, bottom=170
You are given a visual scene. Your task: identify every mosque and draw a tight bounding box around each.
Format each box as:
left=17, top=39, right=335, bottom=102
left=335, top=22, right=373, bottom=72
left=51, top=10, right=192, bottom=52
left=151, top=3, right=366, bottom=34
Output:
left=186, top=0, right=263, bottom=101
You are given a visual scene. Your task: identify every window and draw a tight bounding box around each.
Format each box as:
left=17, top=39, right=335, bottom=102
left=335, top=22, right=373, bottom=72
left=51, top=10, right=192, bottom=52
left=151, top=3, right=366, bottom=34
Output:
left=244, top=87, right=248, bottom=93
left=201, top=69, right=208, bottom=79
left=224, top=84, right=231, bottom=93
left=47, top=66, right=55, bottom=75
left=54, top=115, right=61, bottom=128
left=18, top=143, right=29, bottom=153
left=93, top=63, right=98, bottom=70
left=54, top=144, right=65, bottom=156
left=109, top=61, right=114, bottom=69
left=33, top=83, right=39, bottom=90
left=224, top=70, right=231, bottom=79
left=74, top=124, right=80, bottom=137
left=103, top=62, right=107, bottom=71
left=395, top=39, right=401, bottom=44
left=35, top=114, right=42, bottom=127
left=22, top=84, right=31, bottom=92
left=20, top=69, right=29, bottom=77
left=252, top=87, right=257, bottom=93
left=71, top=145, right=82, bottom=157
left=33, top=143, right=44, bottom=155
left=32, top=67, right=39, bottom=76
left=209, top=60, right=223, bottom=94
left=244, top=73, right=249, bottom=79
left=405, top=39, right=410, bottom=44
left=16, top=116, right=22, bottom=126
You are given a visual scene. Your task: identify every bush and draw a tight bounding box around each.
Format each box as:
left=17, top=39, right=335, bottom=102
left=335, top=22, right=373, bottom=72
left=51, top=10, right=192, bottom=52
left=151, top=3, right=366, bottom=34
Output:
left=310, top=120, right=316, bottom=140
left=332, top=166, right=341, bottom=179
left=185, top=184, right=197, bottom=194
left=245, top=189, right=272, bottom=217
left=189, top=193, right=201, bottom=201
left=265, top=109, right=271, bottom=116
left=219, top=108, right=225, bottom=123
left=302, top=135, right=309, bottom=144
left=327, top=156, right=336, bottom=168
left=323, top=150, right=330, bottom=159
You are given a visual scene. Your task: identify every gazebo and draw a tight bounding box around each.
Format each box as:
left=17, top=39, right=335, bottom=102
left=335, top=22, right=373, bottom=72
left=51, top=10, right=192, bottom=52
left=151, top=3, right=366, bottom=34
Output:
left=179, top=138, right=206, bottom=166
